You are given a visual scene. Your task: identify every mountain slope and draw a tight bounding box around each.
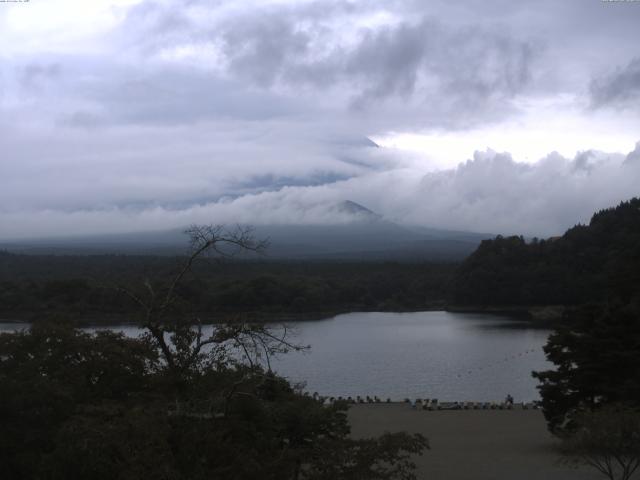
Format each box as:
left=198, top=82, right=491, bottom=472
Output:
left=1, top=201, right=489, bottom=261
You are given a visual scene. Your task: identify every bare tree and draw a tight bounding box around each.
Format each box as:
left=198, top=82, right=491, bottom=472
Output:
left=117, top=224, right=303, bottom=375
left=561, top=405, right=640, bottom=480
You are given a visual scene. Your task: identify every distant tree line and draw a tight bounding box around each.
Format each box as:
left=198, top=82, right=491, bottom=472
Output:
left=0, top=255, right=453, bottom=323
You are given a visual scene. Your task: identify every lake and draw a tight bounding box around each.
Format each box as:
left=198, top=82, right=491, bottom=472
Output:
left=0, top=311, right=551, bottom=402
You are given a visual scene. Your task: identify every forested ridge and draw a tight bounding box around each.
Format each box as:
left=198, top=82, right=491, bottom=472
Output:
left=451, top=198, right=640, bottom=307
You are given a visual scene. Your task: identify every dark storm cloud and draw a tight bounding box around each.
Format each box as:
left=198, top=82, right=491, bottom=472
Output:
left=110, top=0, right=537, bottom=128
left=221, top=12, right=313, bottom=88
left=591, top=57, right=640, bottom=109
left=216, top=12, right=536, bottom=124
left=341, top=19, right=534, bottom=111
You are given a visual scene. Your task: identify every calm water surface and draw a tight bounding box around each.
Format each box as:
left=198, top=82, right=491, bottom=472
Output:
left=0, top=311, right=551, bottom=402
left=273, top=311, right=551, bottom=402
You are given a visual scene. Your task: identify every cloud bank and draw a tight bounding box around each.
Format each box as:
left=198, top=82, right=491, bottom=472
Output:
left=2, top=142, right=639, bottom=240
left=1, top=0, right=640, bottom=241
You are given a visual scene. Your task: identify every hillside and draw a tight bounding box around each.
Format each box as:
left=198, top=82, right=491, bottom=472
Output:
left=450, top=198, right=640, bottom=307
left=0, top=201, right=488, bottom=261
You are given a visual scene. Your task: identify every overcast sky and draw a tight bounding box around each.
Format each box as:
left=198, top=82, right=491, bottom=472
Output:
left=1, top=0, right=640, bottom=239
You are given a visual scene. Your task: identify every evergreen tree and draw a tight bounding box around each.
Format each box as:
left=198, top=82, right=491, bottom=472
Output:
left=533, top=301, right=640, bottom=433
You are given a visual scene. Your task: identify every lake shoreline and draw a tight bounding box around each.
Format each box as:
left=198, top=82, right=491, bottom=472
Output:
left=0, top=304, right=564, bottom=327
left=0, top=306, right=445, bottom=327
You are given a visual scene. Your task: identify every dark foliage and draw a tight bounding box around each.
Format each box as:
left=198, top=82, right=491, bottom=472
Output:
left=0, top=257, right=453, bottom=322
left=532, top=301, right=640, bottom=433
left=451, top=198, right=640, bottom=306
left=0, top=322, right=158, bottom=480
left=0, top=225, right=428, bottom=479
left=0, top=322, right=427, bottom=480
left=560, top=405, right=640, bottom=480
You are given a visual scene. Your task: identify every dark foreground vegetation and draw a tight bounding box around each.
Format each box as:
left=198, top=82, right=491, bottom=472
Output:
left=533, top=300, right=640, bottom=431
left=0, top=322, right=427, bottom=480
left=0, top=227, right=427, bottom=480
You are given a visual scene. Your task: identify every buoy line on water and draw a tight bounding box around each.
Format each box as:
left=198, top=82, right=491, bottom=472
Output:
left=454, top=347, right=541, bottom=379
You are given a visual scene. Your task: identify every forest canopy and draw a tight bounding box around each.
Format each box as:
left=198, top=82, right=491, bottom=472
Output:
left=451, top=198, right=640, bottom=307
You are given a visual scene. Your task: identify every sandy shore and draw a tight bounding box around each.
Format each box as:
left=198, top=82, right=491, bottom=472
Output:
left=348, top=404, right=601, bottom=480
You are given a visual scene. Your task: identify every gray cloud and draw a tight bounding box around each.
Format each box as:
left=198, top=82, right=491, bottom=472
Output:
left=5, top=0, right=636, bottom=132
left=2, top=141, right=639, bottom=240
left=591, top=57, right=640, bottom=109
left=220, top=14, right=536, bottom=126
left=1, top=0, right=640, bottom=241
left=221, top=13, right=312, bottom=88
left=0, top=117, right=390, bottom=214
left=73, top=68, right=301, bottom=126
left=403, top=148, right=637, bottom=236
left=107, top=1, right=539, bottom=128
left=625, top=141, right=640, bottom=165
left=339, top=19, right=534, bottom=112
left=21, top=63, right=61, bottom=88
